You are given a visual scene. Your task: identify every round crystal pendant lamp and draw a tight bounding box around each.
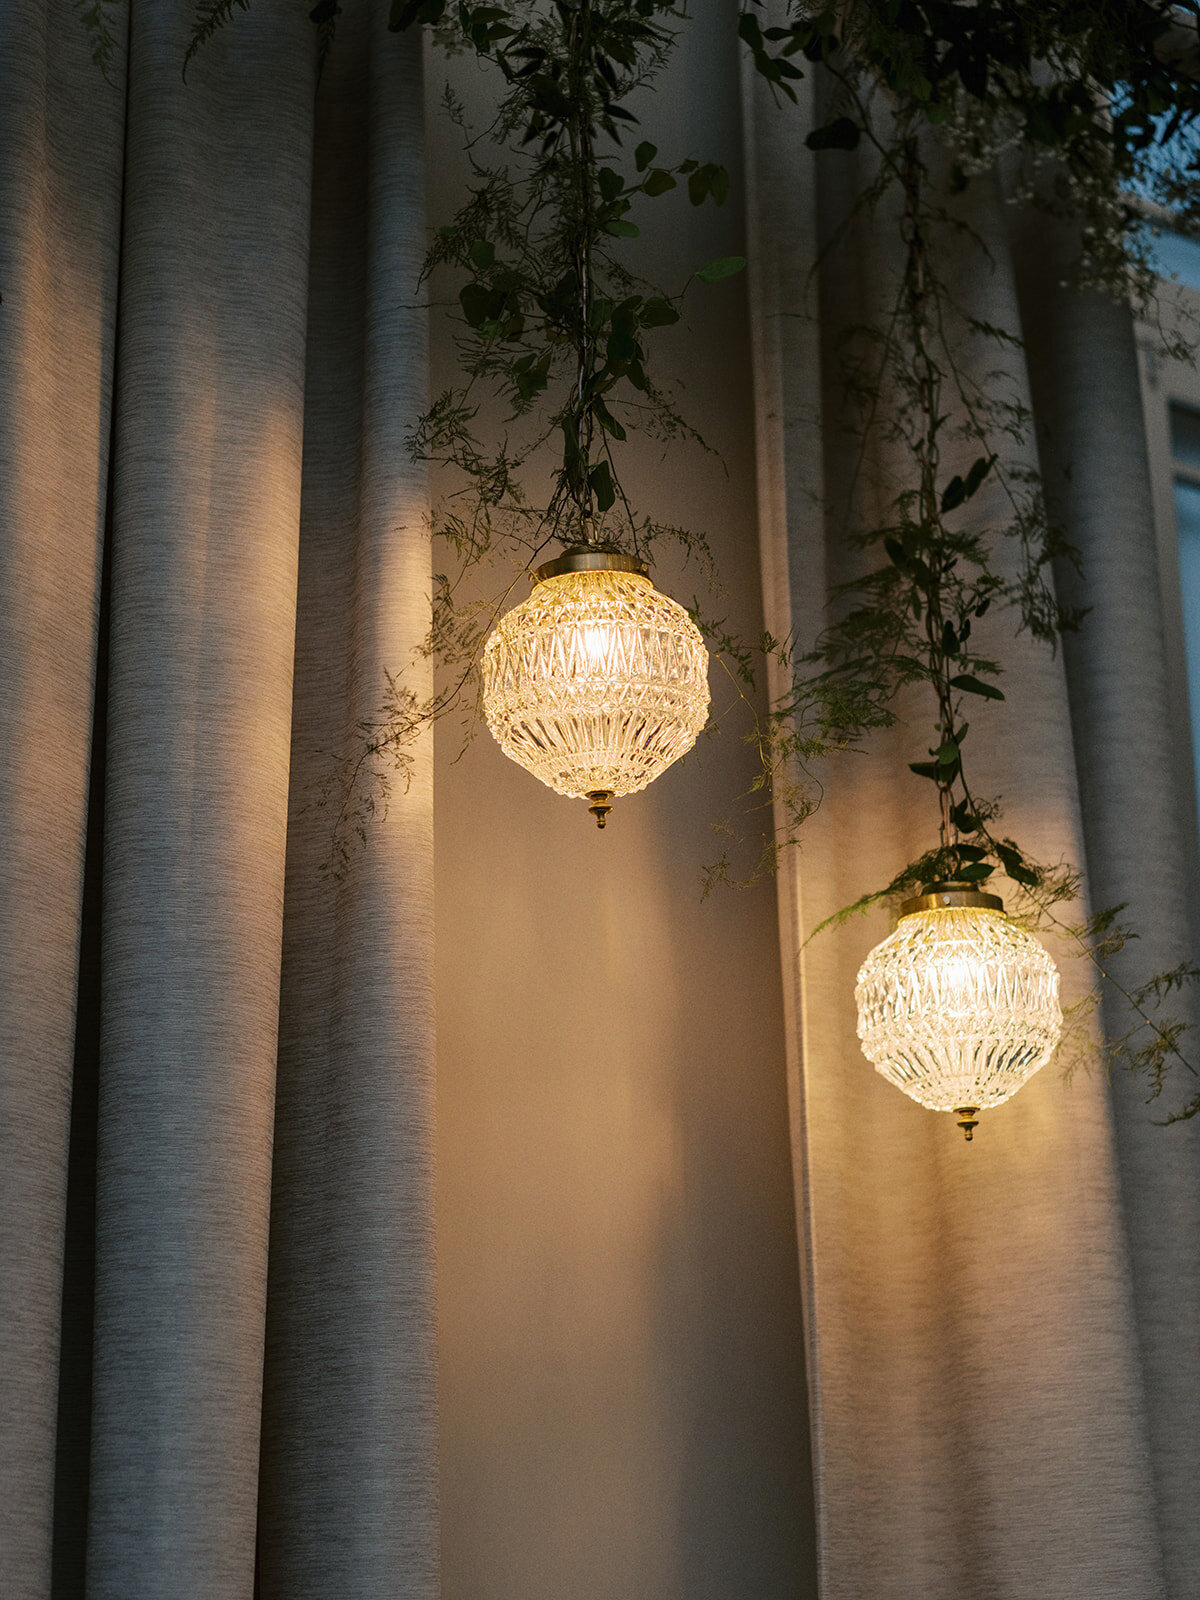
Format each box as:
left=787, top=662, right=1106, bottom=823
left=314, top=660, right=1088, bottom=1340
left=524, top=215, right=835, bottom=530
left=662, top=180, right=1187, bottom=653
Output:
left=854, top=883, right=1062, bottom=1139
left=481, top=546, right=710, bottom=826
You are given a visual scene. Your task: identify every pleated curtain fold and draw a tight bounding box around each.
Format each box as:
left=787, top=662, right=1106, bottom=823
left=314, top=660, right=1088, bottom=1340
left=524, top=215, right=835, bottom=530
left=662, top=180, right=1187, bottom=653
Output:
left=7, top=5, right=1200, bottom=1598
left=0, top=4, right=436, bottom=1597
left=743, top=39, right=1200, bottom=1600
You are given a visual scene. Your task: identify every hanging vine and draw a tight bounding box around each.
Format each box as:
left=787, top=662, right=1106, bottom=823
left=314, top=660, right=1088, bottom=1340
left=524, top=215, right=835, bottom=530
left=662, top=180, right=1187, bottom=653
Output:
left=744, top=0, right=1200, bottom=1120
left=111, top=0, right=1200, bottom=1116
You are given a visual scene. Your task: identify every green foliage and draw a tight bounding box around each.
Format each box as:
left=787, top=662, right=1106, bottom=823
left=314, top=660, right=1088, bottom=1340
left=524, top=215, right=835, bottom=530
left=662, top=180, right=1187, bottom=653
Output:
left=743, top=0, right=1200, bottom=302
left=170, top=0, right=1200, bottom=1116
left=695, top=255, right=746, bottom=284
left=396, top=0, right=743, bottom=557
left=738, top=0, right=1200, bottom=1116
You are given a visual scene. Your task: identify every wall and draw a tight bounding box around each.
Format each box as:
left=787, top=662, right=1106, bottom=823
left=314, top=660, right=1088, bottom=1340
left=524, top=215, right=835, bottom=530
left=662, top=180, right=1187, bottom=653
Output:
left=427, top=6, right=818, bottom=1598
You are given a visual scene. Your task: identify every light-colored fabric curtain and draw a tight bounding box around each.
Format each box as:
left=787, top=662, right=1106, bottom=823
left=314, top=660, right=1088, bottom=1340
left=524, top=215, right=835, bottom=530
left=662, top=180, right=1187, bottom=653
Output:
left=744, top=46, right=1200, bottom=1600
left=0, top=3, right=125, bottom=1592
left=0, top=3, right=436, bottom=1597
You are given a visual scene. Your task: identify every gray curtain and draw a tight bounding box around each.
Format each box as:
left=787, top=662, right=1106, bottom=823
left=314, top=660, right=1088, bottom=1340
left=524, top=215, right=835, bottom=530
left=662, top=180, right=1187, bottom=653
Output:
left=744, top=41, right=1200, bottom=1600
left=0, top=3, right=436, bottom=1598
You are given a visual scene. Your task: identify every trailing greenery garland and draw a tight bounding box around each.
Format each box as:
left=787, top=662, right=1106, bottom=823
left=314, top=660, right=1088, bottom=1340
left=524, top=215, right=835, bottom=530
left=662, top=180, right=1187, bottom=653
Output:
left=343, top=0, right=752, bottom=865
left=118, top=0, right=1200, bottom=1116
left=748, top=1, right=1200, bottom=1119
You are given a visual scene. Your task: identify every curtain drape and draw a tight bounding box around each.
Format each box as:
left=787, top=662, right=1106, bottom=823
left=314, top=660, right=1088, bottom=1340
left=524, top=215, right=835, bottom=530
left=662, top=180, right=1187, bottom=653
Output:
left=0, top=4, right=436, bottom=1598
left=6, top=4, right=1200, bottom=1598
left=744, top=38, right=1200, bottom=1600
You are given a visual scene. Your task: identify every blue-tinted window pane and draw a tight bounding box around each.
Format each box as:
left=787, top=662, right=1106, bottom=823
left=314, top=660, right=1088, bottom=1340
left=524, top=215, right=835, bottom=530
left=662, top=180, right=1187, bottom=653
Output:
left=1144, top=227, right=1200, bottom=294
left=1175, top=478, right=1200, bottom=804
left=1171, top=405, right=1200, bottom=473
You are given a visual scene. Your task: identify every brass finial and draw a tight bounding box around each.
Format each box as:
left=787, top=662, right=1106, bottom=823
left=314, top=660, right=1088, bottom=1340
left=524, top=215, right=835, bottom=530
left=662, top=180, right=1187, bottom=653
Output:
left=954, top=1107, right=980, bottom=1141
left=586, top=790, right=614, bottom=828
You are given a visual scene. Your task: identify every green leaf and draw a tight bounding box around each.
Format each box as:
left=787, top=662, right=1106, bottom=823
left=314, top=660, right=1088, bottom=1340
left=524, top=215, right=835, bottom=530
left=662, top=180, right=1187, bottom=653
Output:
left=513, top=356, right=549, bottom=401
left=638, top=297, right=679, bottom=328
left=696, top=255, right=746, bottom=284
left=598, top=166, right=624, bottom=202
left=685, top=163, right=730, bottom=207
left=956, top=862, right=995, bottom=883
left=458, top=282, right=492, bottom=328
left=908, top=761, right=941, bottom=782
left=561, top=417, right=583, bottom=483
left=606, top=329, right=638, bottom=364
left=932, top=737, right=960, bottom=766
left=950, top=673, right=1005, bottom=701
left=996, top=841, right=1039, bottom=888
left=595, top=399, right=627, bottom=440
left=951, top=801, right=981, bottom=833
left=642, top=168, right=676, bottom=197
left=604, top=219, right=640, bottom=238
left=468, top=240, right=495, bottom=270
left=589, top=460, right=616, bottom=513
left=389, top=0, right=445, bottom=31
left=634, top=141, right=657, bottom=172
left=805, top=116, right=860, bottom=151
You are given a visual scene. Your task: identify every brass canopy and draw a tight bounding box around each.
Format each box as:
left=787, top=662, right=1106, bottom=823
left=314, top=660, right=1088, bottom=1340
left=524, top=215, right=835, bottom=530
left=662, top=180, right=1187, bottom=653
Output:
left=900, top=880, right=1004, bottom=917
left=534, top=546, right=650, bottom=584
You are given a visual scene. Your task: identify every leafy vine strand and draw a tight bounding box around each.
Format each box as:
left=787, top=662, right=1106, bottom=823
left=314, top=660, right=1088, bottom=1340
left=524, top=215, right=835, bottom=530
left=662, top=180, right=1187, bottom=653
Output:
left=156, top=0, right=1200, bottom=1116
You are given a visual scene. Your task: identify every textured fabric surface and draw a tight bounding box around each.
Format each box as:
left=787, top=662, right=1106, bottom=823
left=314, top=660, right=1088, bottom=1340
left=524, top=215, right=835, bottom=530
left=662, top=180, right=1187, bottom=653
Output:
left=0, top=2, right=435, bottom=1596
left=258, top=5, right=437, bottom=1596
left=86, top=4, right=316, bottom=1596
left=743, top=46, right=1197, bottom=1600
left=1013, top=220, right=1200, bottom=1599
left=0, top=5, right=125, bottom=1596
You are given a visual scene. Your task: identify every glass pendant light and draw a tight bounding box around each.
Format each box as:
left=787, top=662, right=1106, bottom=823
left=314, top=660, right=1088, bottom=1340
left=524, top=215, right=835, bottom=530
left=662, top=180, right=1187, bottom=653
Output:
left=854, top=882, right=1062, bottom=1139
left=481, top=546, right=710, bottom=826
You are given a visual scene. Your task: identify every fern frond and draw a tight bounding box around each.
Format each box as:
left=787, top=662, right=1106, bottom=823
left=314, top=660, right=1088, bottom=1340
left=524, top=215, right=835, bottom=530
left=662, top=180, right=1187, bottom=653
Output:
left=183, top=0, right=251, bottom=79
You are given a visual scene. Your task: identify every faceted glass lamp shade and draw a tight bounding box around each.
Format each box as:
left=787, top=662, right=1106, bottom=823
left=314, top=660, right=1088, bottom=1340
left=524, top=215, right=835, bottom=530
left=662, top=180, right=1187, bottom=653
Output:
left=481, top=555, right=710, bottom=825
left=854, top=888, right=1062, bottom=1138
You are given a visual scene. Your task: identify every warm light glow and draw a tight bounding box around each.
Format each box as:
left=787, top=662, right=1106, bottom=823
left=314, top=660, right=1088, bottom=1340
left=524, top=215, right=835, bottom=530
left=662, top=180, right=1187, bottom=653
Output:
left=481, top=566, right=710, bottom=816
left=855, top=901, right=1062, bottom=1132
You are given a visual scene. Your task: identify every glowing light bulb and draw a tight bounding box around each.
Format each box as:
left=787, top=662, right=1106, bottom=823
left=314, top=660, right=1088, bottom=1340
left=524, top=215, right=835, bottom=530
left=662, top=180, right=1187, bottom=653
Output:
left=481, top=549, right=710, bottom=827
left=854, top=884, right=1062, bottom=1138
left=580, top=621, right=611, bottom=672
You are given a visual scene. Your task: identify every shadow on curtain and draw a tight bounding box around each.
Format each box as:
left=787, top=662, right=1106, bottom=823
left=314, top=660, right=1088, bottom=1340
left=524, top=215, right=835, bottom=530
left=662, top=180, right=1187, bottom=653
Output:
left=0, top=3, right=436, bottom=1597
left=8, top=2, right=1200, bottom=1598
